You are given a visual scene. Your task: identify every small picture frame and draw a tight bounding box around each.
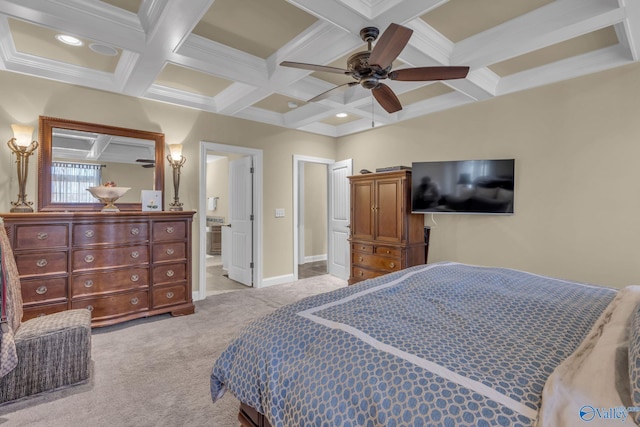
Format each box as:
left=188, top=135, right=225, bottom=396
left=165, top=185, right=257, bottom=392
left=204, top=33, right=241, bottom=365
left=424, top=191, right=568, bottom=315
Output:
left=141, top=190, right=162, bottom=211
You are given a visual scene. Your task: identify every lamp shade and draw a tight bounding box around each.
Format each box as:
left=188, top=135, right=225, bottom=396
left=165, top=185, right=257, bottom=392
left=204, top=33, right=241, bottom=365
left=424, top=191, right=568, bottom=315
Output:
left=168, top=144, right=183, bottom=160
left=11, top=124, right=34, bottom=147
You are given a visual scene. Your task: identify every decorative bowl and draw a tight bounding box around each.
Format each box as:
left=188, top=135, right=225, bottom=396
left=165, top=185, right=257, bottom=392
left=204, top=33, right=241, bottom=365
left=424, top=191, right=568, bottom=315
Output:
left=87, top=186, right=131, bottom=212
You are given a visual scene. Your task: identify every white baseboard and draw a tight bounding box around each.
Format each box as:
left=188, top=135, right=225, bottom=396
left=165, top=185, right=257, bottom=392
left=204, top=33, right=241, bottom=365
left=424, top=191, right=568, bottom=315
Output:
left=259, top=274, right=296, bottom=288
left=303, top=254, right=327, bottom=263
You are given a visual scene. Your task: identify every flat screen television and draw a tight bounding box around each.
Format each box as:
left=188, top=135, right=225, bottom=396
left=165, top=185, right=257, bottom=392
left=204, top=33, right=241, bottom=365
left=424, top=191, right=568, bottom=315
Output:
left=411, top=159, right=515, bottom=214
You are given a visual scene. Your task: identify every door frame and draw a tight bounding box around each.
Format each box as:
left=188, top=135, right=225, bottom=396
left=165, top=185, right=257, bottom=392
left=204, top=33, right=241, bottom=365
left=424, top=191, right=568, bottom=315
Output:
left=197, top=141, right=263, bottom=300
left=293, top=154, right=335, bottom=280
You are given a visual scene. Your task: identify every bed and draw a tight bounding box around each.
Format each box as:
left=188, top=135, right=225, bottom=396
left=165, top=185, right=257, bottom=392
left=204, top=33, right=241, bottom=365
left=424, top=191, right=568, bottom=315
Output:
left=210, top=262, right=640, bottom=426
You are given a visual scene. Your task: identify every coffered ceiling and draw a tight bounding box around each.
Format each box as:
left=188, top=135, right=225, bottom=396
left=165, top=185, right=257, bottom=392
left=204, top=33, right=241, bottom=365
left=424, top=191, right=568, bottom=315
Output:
left=0, top=0, right=638, bottom=137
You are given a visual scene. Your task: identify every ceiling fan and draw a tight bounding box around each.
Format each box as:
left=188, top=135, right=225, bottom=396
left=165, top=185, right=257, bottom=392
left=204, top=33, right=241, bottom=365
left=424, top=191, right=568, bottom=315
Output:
left=280, top=23, right=470, bottom=113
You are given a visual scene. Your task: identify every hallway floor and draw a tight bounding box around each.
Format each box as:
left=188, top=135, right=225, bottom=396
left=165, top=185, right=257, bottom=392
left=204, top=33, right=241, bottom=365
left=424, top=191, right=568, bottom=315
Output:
left=206, top=257, right=328, bottom=296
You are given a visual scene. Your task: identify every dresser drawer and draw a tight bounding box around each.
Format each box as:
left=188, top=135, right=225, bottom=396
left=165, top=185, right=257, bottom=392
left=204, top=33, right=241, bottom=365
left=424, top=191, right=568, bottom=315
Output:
left=72, top=290, right=149, bottom=320
left=14, top=251, right=68, bottom=277
left=153, top=221, right=187, bottom=241
left=152, top=263, right=186, bottom=285
left=73, top=222, right=149, bottom=246
left=21, top=277, right=67, bottom=304
left=153, top=242, right=186, bottom=263
left=14, top=224, right=68, bottom=250
left=374, top=246, right=401, bottom=257
left=72, top=245, right=149, bottom=271
left=352, top=253, right=401, bottom=272
left=22, top=302, right=69, bottom=321
left=152, top=284, right=187, bottom=308
left=351, top=243, right=374, bottom=254
left=351, top=266, right=384, bottom=282
left=71, top=267, right=149, bottom=297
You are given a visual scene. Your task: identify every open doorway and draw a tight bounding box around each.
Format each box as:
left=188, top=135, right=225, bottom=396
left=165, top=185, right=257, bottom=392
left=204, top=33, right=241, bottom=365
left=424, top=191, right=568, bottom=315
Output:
left=197, top=142, right=263, bottom=301
left=293, top=156, right=352, bottom=281
left=298, top=161, right=328, bottom=279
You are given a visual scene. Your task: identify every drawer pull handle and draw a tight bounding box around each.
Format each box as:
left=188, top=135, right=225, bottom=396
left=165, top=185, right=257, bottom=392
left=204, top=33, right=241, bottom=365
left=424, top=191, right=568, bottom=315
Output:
left=130, top=297, right=139, bottom=305
left=166, top=248, right=175, bottom=255
left=386, top=250, right=391, bottom=254
left=166, top=226, right=175, bottom=234
left=389, top=262, right=396, bottom=268
left=85, top=230, right=95, bottom=238
left=36, top=285, right=47, bottom=295
left=36, top=259, right=48, bottom=268
left=84, top=280, right=94, bottom=288
left=358, top=256, right=363, bottom=262
left=37, top=232, right=48, bottom=240
left=130, top=227, right=140, bottom=235
left=131, top=251, right=140, bottom=259
left=86, top=305, right=94, bottom=312
left=166, top=291, right=174, bottom=299
left=359, top=271, right=364, bottom=276
left=131, top=274, right=139, bottom=282
left=361, top=246, right=366, bottom=250
left=166, top=270, right=175, bottom=277
left=84, top=255, right=94, bottom=263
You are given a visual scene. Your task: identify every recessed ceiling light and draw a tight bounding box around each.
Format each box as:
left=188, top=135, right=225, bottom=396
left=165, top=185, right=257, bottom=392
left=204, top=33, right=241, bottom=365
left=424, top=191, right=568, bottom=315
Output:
left=336, top=113, right=348, bottom=118
left=89, top=43, right=118, bottom=56
left=55, top=34, right=83, bottom=46
left=287, top=101, right=298, bottom=109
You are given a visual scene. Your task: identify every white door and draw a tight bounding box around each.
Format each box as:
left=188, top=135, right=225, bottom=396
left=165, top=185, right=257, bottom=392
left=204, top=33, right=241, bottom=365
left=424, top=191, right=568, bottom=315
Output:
left=229, top=156, right=253, bottom=286
left=328, top=159, right=352, bottom=280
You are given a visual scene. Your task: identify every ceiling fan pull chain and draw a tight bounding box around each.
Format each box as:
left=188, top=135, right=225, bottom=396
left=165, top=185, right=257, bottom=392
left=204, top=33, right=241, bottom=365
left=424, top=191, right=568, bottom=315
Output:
left=371, top=94, right=374, bottom=128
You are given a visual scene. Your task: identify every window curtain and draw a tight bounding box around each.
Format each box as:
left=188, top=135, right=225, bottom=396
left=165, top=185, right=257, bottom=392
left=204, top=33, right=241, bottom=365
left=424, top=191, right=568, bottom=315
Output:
left=51, top=162, right=102, bottom=203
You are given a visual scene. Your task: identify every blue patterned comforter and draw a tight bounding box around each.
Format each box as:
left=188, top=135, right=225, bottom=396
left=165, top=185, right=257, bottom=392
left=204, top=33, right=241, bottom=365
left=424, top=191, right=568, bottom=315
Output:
left=210, top=262, right=616, bottom=426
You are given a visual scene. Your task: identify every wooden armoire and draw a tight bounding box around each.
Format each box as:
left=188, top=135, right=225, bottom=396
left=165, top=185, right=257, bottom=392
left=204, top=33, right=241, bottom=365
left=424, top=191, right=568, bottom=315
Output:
left=348, top=170, right=428, bottom=285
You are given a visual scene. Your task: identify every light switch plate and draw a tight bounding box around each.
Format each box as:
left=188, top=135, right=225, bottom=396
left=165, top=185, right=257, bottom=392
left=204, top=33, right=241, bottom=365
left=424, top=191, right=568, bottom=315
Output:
left=275, top=208, right=285, bottom=218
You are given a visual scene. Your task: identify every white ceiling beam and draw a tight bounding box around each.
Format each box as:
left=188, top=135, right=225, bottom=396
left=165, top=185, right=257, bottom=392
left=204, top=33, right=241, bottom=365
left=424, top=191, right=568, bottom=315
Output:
left=453, top=0, right=625, bottom=69
left=497, top=44, right=632, bottom=96
left=121, top=0, right=213, bottom=96
left=620, top=0, right=640, bottom=61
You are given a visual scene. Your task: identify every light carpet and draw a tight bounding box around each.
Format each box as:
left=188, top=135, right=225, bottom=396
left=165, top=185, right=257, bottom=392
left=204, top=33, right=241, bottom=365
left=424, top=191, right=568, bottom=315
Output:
left=0, top=274, right=346, bottom=427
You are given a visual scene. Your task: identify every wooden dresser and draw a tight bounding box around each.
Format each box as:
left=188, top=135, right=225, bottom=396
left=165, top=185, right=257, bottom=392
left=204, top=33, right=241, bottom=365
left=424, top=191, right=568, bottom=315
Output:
left=1, top=211, right=195, bottom=327
left=348, top=170, right=428, bottom=285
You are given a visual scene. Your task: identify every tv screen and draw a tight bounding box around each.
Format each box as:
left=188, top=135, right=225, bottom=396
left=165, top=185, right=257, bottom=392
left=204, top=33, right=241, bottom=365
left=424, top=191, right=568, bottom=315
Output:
left=411, top=159, right=515, bottom=214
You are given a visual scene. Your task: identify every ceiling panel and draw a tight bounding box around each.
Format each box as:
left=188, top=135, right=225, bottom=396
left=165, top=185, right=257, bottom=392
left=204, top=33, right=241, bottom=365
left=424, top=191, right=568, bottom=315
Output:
left=100, top=0, right=143, bottom=14
left=8, top=18, right=120, bottom=73
left=490, top=26, right=619, bottom=77
left=253, top=93, right=307, bottom=113
left=154, top=63, right=233, bottom=97
left=193, top=0, right=318, bottom=58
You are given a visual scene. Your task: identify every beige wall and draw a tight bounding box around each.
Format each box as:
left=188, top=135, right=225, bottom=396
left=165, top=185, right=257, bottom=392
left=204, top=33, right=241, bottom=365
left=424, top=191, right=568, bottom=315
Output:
left=0, top=70, right=337, bottom=284
left=304, top=162, right=327, bottom=259
left=102, top=161, right=153, bottom=204
left=337, top=62, right=640, bottom=288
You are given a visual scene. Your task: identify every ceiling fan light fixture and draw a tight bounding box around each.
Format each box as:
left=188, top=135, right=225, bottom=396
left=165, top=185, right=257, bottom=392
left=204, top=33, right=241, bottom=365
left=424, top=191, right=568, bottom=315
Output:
left=55, top=34, right=83, bottom=46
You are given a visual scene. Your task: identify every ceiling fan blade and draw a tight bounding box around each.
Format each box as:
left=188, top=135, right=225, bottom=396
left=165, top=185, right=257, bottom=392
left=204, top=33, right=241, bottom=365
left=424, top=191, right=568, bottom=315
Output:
left=372, top=83, right=402, bottom=113
left=280, top=61, right=351, bottom=75
left=368, top=23, right=413, bottom=70
left=389, top=66, right=470, bottom=81
left=308, top=82, right=359, bottom=102
left=136, top=159, right=155, bottom=163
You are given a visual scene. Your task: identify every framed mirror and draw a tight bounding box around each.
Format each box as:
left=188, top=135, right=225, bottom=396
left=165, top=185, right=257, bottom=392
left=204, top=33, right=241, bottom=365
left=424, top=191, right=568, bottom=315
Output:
left=38, top=116, right=165, bottom=212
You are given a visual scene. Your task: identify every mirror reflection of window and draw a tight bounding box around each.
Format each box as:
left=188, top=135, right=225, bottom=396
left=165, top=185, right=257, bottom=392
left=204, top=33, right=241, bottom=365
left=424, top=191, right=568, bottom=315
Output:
left=51, top=162, right=102, bottom=203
